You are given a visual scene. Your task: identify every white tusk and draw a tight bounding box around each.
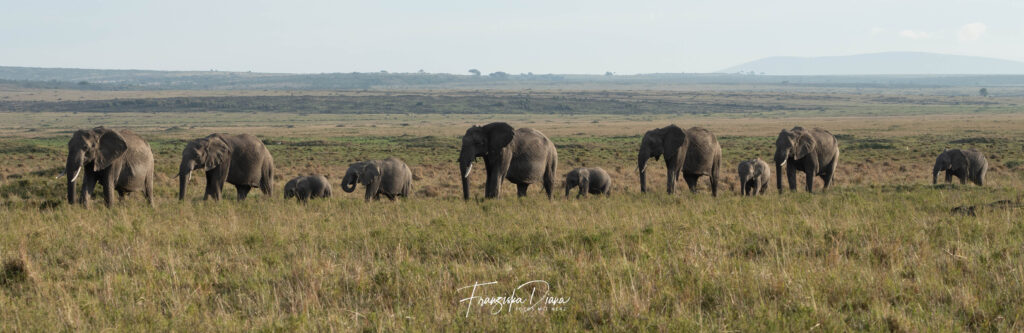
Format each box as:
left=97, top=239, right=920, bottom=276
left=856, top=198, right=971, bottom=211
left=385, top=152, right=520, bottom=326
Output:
left=69, top=168, right=81, bottom=183
left=463, top=164, right=473, bottom=178
left=185, top=172, right=192, bottom=184
left=779, top=160, right=787, bottom=168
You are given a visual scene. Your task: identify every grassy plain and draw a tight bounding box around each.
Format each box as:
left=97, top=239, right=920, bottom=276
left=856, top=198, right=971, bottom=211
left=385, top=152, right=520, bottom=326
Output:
left=1, top=88, right=1023, bottom=331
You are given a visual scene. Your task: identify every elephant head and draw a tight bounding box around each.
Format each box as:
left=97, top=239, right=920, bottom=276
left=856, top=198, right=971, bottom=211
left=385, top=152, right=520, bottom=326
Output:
left=177, top=135, right=230, bottom=200
left=564, top=168, right=590, bottom=198
left=774, top=128, right=813, bottom=185
left=60, top=127, right=129, bottom=204
left=933, top=149, right=967, bottom=184
left=637, top=126, right=685, bottom=193
left=341, top=162, right=383, bottom=201
left=283, top=178, right=299, bottom=199
left=458, top=122, right=515, bottom=200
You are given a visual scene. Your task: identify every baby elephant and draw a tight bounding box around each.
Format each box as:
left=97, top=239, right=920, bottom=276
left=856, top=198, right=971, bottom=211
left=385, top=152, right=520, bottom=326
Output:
left=284, top=174, right=332, bottom=202
left=933, top=148, right=987, bottom=186
left=564, top=167, right=611, bottom=198
left=737, top=158, right=771, bottom=196
left=341, top=157, right=413, bottom=202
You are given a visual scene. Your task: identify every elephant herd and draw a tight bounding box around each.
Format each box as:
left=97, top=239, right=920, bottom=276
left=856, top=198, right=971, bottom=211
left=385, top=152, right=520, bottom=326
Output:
left=57, top=123, right=988, bottom=208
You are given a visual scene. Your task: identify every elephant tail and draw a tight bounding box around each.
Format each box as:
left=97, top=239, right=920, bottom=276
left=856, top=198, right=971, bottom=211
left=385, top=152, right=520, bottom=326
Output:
left=261, top=165, right=274, bottom=196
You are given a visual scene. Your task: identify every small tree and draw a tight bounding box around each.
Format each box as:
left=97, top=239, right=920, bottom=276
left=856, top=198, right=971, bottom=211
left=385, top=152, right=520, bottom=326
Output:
left=468, top=69, right=481, bottom=76
left=605, top=71, right=614, bottom=76
left=488, top=71, right=509, bottom=79
left=979, top=88, right=989, bottom=97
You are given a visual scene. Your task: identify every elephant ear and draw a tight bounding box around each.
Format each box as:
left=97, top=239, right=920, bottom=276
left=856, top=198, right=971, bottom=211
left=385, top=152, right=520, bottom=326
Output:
left=359, top=163, right=381, bottom=186
left=203, top=136, right=231, bottom=172
left=483, top=122, right=515, bottom=152
left=94, top=131, right=128, bottom=171
left=794, top=134, right=816, bottom=160
left=661, top=126, right=686, bottom=155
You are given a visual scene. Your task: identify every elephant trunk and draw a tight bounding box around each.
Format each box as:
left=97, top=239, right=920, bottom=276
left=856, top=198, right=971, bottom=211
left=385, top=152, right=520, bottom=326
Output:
left=64, top=150, right=84, bottom=204
left=637, top=150, right=650, bottom=193
left=178, top=160, right=195, bottom=201
left=341, top=170, right=358, bottom=193
left=932, top=168, right=939, bottom=185
left=776, top=164, right=784, bottom=192
left=564, top=182, right=572, bottom=199
left=459, top=150, right=475, bottom=200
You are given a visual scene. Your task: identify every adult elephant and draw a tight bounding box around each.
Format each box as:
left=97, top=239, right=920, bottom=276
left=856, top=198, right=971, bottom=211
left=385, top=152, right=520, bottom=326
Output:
left=933, top=148, right=987, bottom=186
left=458, top=122, right=558, bottom=199
left=59, top=127, right=155, bottom=208
left=637, top=125, right=721, bottom=196
left=774, top=127, right=839, bottom=193
left=177, top=133, right=274, bottom=201
left=341, top=157, right=413, bottom=202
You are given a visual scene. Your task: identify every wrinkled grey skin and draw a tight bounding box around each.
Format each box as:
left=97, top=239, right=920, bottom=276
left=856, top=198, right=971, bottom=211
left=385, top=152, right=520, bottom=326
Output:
left=458, top=122, right=558, bottom=200
left=564, top=167, right=611, bottom=198
left=284, top=174, right=332, bottom=202
left=637, top=125, right=721, bottom=196
left=933, top=148, right=987, bottom=186
left=774, top=127, right=839, bottom=193
left=737, top=158, right=771, bottom=196
left=177, top=133, right=274, bottom=201
left=341, top=157, right=412, bottom=202
left=60, top=127, right=155, bottom=208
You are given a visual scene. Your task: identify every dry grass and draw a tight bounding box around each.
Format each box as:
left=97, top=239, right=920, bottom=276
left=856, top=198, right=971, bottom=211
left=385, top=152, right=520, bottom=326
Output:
left=1, top=89, right=1023, bottom=330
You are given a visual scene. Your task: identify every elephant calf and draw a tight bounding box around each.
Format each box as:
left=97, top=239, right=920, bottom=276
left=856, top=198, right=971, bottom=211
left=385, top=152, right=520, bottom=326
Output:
left=341, top=157, right=412, bottom=202
left=284, top=175, right=332, bottom=202
left=564, top=167, right=611, bottom=198
left=933, top=148, right=987, bottom=186
left=737, top=158, right=771, bottom=196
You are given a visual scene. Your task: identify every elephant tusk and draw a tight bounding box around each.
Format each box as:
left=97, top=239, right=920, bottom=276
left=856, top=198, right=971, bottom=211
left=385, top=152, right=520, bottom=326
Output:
left=779, top=160, right=787, bottom=168
left=69, top=168, right=81, bottom=183
left=463, top=164, right=473, bottom=178
left=56, top=170, right=66, bottom=179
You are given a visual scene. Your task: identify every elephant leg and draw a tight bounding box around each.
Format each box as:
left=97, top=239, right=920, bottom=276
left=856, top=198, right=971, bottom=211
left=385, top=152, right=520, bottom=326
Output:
left=805, top=170, right=816, bottom=193
left=117, top=189, right=127, bottom=201
left=944, top=171, right=952, bottom=183
left=145, top=172, right=154, bottom=207
left=237, top=186, right=252, bottom=200
left=80, top=172, right=97, bottom=207
left=710, top=174, right=718, bottom=197
left=516, top=183, right=529, bottom=197
left=751, top=181, right=759, bottom=196
left=385, top=193, right=397, bottom=201
left=666, top=169, right=678, bottom=194
left=787, top=166, right=798, bottom=191
left=102, top=174, right=116, bottom=208
left=682, top=174, right=699, bottom=193
left=543, top=173, right=554, bottom=199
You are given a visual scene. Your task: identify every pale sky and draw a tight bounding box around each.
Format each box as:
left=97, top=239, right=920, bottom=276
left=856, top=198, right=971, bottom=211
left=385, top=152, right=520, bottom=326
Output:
left=1, top=0, right=1022, bottom=74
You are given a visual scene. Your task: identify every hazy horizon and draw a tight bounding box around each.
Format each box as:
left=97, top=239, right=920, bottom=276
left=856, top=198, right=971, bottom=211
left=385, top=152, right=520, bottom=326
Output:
left=2, top=0, right=1023, bottom=75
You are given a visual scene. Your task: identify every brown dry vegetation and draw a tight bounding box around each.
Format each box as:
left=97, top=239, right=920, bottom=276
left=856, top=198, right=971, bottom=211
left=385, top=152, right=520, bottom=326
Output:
left=1, top=88, right=1023, bottom=331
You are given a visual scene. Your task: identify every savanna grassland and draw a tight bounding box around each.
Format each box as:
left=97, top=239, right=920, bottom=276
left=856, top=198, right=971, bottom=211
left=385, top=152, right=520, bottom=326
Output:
left=1, top=87, right=1023, bottom=331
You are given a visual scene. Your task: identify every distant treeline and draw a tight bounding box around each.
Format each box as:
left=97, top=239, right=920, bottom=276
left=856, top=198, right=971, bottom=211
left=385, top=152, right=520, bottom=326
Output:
left=0, top=92, right=821, bottom=115
left=3, top=66, right=1024, bottom=91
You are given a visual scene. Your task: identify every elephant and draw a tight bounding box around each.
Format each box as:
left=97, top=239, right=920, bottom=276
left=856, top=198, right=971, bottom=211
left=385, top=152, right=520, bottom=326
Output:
left=341, top=157, right=412, bottom=202
left=737, top=158, right=771, bottom=196
left=564, top=167, right=611, bottom=198
left=458, top=122, right=558, bottom=199
left=933, top=148, right=987, bottom=186
left=284, top=174, right=332, bottom=202
left=774, top=127, right=839, bottom=193
left=177, top=133, right=274, bottom=201
left=637, top=125, right=721, bottom=196
left=59, top=127, right=155, bottom=208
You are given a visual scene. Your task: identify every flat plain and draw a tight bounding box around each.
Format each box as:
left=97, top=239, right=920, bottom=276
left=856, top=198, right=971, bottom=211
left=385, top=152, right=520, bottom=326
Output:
left=1, top=86, right=1022, bottom=331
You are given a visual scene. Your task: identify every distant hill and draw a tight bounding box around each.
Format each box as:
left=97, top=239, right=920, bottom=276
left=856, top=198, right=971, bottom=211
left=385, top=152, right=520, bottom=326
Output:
left=720, top=52, right=1024, bottom=75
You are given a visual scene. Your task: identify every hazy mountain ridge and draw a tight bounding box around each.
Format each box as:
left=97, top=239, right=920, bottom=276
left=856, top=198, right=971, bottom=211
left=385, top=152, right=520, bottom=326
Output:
left=720, top=52, right=1024, bottom=75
